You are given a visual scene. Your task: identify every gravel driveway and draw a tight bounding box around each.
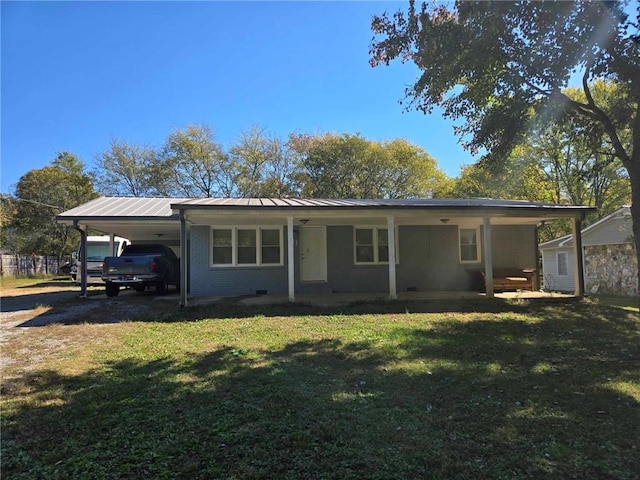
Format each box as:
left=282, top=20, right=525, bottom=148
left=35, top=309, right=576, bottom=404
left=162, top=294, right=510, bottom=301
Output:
left=1, top=283, right=178, bottom=374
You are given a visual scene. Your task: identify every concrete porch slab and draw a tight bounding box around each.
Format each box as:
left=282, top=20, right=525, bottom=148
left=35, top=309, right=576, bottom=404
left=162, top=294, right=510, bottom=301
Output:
left=236, top=290, right=574, bottom=307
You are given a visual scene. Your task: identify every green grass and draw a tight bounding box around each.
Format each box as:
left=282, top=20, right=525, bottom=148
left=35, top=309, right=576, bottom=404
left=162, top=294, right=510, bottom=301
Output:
left=0, top=274, right=76, bottom=290
left=589, top=294, right=639, bottom=312
left=2, top=299, right=639, bottom=479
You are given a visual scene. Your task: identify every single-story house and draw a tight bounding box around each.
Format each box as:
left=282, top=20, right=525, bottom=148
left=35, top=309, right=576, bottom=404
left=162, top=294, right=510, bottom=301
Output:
left=539, top=206, right=637, bottom=297
left=57, top=196, right=594, bottom=306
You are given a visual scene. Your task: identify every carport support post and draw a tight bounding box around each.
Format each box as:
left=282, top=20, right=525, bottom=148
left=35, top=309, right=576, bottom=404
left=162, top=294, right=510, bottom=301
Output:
left=571, top=217, right=585, bottom=297
left=109, top=233, right=115, bottom=256
left=483, top=218, right=494, bottom=298
left=74, top=221, right=88, bottom=298
left=387, top=215, right=397, bottom=300
left=287, top=217, right=295, bottom=302
left=179, top=211, right=188, bottom=308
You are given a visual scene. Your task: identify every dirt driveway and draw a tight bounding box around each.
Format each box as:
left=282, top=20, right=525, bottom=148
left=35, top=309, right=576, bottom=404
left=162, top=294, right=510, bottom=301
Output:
left=1, top=282, right=179, bottom=376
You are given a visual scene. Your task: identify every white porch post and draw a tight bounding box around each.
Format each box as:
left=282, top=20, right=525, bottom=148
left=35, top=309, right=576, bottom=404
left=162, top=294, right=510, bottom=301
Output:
left=287, top=216, right=295, bottom=302
left=483, top=217, right=494, bottom=298
left=387, top=215, right=397, bottom=300
left=571, top=217, right=585, bottom=297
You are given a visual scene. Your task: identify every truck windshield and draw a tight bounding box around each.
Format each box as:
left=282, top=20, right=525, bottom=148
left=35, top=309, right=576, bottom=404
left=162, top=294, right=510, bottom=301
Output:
left=80, top=242, right=122, bottom=261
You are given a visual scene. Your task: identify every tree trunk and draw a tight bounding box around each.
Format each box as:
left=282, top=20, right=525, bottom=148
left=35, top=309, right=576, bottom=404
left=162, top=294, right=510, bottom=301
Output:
left=628, top=163, right=640, bottom=308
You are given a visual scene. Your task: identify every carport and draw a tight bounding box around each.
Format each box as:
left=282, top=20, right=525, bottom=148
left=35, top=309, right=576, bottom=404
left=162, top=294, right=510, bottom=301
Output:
left=57, top=197, right=187, bottom=301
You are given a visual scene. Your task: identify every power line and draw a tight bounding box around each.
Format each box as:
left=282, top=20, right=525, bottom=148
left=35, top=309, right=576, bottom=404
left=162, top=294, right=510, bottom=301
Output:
left=0, top=194, right=65, bottom=210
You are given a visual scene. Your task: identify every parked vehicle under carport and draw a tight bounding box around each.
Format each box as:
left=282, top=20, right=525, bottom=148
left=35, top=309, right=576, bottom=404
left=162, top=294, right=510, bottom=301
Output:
left=101, top=244, right=180, bottom=297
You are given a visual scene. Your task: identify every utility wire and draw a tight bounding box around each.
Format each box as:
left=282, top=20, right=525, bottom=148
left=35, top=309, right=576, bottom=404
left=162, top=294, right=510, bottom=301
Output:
left=0, top=194, right=65, bottom=211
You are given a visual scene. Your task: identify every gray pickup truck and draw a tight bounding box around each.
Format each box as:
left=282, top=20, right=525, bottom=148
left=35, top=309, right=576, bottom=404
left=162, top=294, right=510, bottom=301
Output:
left=101, top=244, right=180, bottom=297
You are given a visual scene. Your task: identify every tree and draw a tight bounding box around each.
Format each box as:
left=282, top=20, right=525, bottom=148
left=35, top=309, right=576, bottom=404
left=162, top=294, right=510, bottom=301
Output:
left=10, top=152, right=98, bottom=255
left=450, top=151, right=555, bottom=203
left=288, top=132, right=449, bottom=199
left=531, top=82, right=632, bottom=217
left=370, top=0, right=639, bottom=293
left=159, top=124, right=232, bottom=197
left=93, top=139, right=159, bottom=197
left=229, top=126, right=299, bottom=198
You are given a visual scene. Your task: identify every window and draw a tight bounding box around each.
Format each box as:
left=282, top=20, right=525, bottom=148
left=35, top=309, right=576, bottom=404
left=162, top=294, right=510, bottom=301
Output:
left=355, top=228, right=375, bottom=263
left=459, top=227, right=480, bottom=263
left=212, top=229, right=233, bottom=265
left=557, top=252, right=568, bottom=276
left=261, top=229, right=281, bottom=264
left=211, top=227, right=283, bottom=267
left=354, top=227, right=397, bottom=264
left=237, top=229, right=257, bottom=264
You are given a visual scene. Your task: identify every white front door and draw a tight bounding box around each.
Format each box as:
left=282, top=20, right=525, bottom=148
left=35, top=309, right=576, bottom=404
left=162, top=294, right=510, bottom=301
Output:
left=300, top=226, right=327, bottom=282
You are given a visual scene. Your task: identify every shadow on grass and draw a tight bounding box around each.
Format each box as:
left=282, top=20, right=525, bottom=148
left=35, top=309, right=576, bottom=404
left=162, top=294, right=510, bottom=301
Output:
left=15, top=277, right=77, bottom=289
left=2, top=303, right=639, bottom=479
left=0, top=290, right=80, bottom=314
left=167, top=296, right=619, bottom=321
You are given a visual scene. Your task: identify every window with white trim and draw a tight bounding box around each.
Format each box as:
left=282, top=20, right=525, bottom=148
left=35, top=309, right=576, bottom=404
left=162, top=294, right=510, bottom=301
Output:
left=211, top=227, right=283, bottom=266
left=557, top=252, right=568, bottom=276
left=212, top=229, right=233, bottom=265
left=459, top=227, right=481, bottom=263
left=354, top=227, right=398, bottom=265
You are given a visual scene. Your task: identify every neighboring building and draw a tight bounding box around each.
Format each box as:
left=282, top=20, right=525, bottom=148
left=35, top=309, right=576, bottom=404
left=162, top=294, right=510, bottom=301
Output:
left=540, top=206, right=637, bottom=297
left=58, top=196, right=594, bottom=306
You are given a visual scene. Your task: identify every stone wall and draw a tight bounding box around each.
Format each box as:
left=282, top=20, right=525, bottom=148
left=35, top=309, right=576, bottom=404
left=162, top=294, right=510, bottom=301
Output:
left=585, top=243, right=638, bottom=297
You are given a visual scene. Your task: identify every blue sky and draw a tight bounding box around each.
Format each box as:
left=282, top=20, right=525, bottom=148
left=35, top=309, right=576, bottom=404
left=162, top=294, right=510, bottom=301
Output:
left=1, top=1, right=477, bottom=194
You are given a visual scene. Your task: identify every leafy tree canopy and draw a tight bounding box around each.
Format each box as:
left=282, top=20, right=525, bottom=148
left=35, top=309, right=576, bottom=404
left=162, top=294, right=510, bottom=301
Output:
left=370, top=1, right=638, bottom=169
left=8, top=152, right=98, bottom=255
left=288, top=133, right=450, bottom=199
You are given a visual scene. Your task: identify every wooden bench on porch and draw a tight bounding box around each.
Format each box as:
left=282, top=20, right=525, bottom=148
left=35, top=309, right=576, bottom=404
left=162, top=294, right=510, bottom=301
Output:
left=481, top=268, right=536, bottom=292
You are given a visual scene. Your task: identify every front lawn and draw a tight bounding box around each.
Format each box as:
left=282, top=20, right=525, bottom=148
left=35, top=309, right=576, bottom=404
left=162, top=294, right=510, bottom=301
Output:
left=2, top=299, right=639, bottom=479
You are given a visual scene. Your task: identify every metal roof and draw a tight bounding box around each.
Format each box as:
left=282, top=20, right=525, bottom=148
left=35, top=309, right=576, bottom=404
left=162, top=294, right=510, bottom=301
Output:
left=171, top=197, right=595, bottom=212
left=57, top=196, right=595, bottom=242
left=57, top=197, right=190, bottom=242
left=58, top=196, right=189, bottom=219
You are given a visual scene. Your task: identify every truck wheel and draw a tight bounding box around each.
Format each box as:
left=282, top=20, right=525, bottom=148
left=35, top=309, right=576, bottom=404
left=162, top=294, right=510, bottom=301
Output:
left=134, top=285, right=146, bottom=293
left=105, top=283, right=120, bottom=297
left=156, top=280, right=167, bottom=295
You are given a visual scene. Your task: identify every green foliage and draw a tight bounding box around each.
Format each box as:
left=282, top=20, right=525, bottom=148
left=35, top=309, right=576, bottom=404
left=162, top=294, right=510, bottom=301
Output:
left=449, top=148, right=555, bottom=202
left=93, top=138, right=159, bottom=196
left=90, top=124, right=452, bottom=200
left=229, top=126, right=300, bottom=198
left=370, top=1, right=637, bottom=167
left=159, top=124, right=231, bottom=197
left=528, top=81, right=631, bottom=217
left=9, top=152, right=98, bottom=255
left=289, top=133, right=449, bottom=198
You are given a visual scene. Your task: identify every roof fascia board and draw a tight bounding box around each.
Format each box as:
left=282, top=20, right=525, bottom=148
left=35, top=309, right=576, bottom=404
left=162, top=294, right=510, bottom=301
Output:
left=175, top=205, right=592, bottom=220
left=57, top=217, right=180, bottom=227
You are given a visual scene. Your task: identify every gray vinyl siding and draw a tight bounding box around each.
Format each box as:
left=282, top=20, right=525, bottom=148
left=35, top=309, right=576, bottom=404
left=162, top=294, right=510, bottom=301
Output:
left=324, top=225, right=481, bottom=293
left=583, top=215, right=633, bottom=246
left=397, top=225, right=474, bottom=291
left=189, top=223, right=539, bottom=297
left=489, top=225, right=537, bottom=269
left=541, top=247, right=575, bottom=292
left=324, top=226, right=389, bottom=293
